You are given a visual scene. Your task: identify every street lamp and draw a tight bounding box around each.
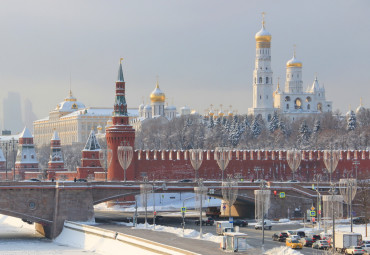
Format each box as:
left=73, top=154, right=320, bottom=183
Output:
left=352, top=160, right=360, bottom=179
left=194, top=178, right=208, bottom=239
left=339, top=178, right=357, bottom=232
left=286, top=150, right=301, bottom=181
left=117, top=141, right=134, bottom=182
left=313, top=174, right=322, bottom=230
left=99, top=148, right=112, bottom=182
left=328, top=183, right=338, bottom=255
left=254, top=180, right=271, bottom=246
left=140, top=176, right=151, bottom=228
left=189, top=149, right=203, bottom=181
left=214, top=147, right=231, bottom=182
left=222, top=174, right=238, bottom=221
left=254, top=166, right=262, bottom=180
left=323, top=150, right=340, bottom=182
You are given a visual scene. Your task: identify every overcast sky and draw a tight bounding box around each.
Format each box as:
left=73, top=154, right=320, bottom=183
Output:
left=0, top=0, right=369, bottom=119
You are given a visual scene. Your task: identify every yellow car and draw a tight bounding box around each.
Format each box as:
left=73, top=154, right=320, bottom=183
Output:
left=286, top=238, right=303, bottom=249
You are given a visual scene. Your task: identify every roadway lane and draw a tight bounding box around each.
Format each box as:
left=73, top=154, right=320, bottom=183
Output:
left=95, top=210, right=327, bottom=254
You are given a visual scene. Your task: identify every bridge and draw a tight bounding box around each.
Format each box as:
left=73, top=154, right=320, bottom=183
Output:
left=0, top=181, right=330, bottom=239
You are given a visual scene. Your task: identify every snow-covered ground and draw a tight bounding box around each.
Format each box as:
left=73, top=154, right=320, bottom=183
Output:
left=264, top=246, right=303, bottom=255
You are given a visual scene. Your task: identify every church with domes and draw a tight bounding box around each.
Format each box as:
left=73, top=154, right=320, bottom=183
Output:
left=248, top=14, right=332, bottom=122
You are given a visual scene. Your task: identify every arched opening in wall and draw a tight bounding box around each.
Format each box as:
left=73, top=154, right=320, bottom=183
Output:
left=306, top=96, right=311, bottom=102
left=285, top=96, right=290, bottom=102
left=307, top=104, right=310, bottom=110
left=266, top=77, right=269, bottom=84
left=259, top=77, right=262, bottom=83
left=317, top=103, right=322, bottom=112
left=294, top=98, right=302, bottom=109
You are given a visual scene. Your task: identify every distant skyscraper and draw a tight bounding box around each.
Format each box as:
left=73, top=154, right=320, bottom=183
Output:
left=23, top=98, right=38, bottom=133
left=3, top=92, right=23, bottom=133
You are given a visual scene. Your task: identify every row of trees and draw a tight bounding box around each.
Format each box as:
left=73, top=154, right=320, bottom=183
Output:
left=135, top=109, right=370, bottom=151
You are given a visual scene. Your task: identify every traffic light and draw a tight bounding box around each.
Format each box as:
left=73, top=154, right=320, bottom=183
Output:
left=274, top=190, right=277, bottom=196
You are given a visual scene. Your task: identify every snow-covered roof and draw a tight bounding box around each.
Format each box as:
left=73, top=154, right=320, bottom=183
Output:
left=61, top=107, right=139, bottom=119
left=0, top=134, right=20, bottom=142
left=83, top=130, right=101, bottom=151
left=56, top=99, right=86, bottom=112
left=19, top=127, right=33, bottom=138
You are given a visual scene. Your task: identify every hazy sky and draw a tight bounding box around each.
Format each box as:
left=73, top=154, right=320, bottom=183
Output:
left=0, top=0, right=369, bottom=119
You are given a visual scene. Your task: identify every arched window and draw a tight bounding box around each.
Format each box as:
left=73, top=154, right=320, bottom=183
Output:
left=295, top=98, right=302, bottom=109
left=306, top=96, right=312, bottom=102
left=285, top=96, right=291, bottom=102
left=260, top=95, right=262, bottom=99
left=266, top=77, right=269, bottom=84
left=317, top=103, right=322, bottom=112
left=307, top=104, right=311, bottom=110
left=259, top=77, right=262, bottom=83
left=286, top=104, right=289, bottom=109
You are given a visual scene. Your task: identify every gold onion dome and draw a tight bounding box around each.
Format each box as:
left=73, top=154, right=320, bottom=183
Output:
left=150, top=81, right=165, bottom=103
left=218, top=110, right=224, bottom=117
left=255, top=26, right=271, bottom=42
left=286, top=55, right=302, bottom=68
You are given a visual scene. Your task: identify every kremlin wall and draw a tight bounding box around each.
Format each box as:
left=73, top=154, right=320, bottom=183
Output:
left=0, top=59, right=369, bottom=183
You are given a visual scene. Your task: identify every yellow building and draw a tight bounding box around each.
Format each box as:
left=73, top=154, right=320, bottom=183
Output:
left=33, top=91, right=138, bottom=146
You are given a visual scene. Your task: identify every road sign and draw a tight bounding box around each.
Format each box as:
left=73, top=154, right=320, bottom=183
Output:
left=223, top=205, right=227, bottom=210
left=310, top=210, right=316, bottom=217
left=229, top=217, right=233, bottom=223
left=209, top=189, right=215, bottom=194
left=311, top=206, right=315, bottom=211
left=181, top=207, right=186, bottom=213
left=279, top=192, right=285, bottom=198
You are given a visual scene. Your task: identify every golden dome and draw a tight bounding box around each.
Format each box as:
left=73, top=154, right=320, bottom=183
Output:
left=286, top=56, right=302, bottom=68
left=150, top=81, right=165, bottom=103
left=218, top=110, right=224, bottom=117
left=255, top=27, right=271, bottom=42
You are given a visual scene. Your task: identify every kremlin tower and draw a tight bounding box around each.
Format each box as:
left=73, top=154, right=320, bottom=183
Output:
left=47, top=131, right=66, bottom=172
left=14, top=127, right=39, bottom=180
left=106, top=59, right=136, bottom=181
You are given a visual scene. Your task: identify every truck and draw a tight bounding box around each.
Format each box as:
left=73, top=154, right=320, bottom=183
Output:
left=216, top=221, right=234, bottom=235
left=334, top=231, right=362, bottom=253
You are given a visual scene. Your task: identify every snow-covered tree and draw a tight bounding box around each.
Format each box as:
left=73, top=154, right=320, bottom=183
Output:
left=268, top=111, right=279, bottom=133
left=313, top=119, right=321, bottom=133
left=207, top=117, right=214, bottom=129
left=347, top=111, right=357, bottom=131
left=298, top=120, right=311, bottom=147
left=251, top=116, right=262, bottom=138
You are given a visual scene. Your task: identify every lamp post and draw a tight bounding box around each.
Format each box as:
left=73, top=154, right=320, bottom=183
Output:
left=339, top=178, right=357, bottom=232
left=214, top=147, right=231, bottom=182
left=328, top=183, right=337, bottom=255
left=286, top=150, right=301, bottom=181
left=189, top=149, right=203, bottom=181
left=222, top=174, right=238, bottom=221
left=194, top=178, right=208, bottom=239
left=99, top=148, right=112, bottom=182
left=313, top=174, right=322, bottom=230
left=352, top=160, right=360, bottom=179
left=117, top=141, right=134, bottom=182
left=254, top=166, right=262, bottom=180
left=254, top=180, right=271, bottom=246
left=323, top=150, right=340, bottom=183
left=140, top=176, right=151, bottom=228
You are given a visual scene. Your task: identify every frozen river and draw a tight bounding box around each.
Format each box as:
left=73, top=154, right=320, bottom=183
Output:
left=0, top=215, right=99, bottom=255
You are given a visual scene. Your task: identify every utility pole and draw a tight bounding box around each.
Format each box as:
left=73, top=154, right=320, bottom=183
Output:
left=329, top=183, right=336, bottom=254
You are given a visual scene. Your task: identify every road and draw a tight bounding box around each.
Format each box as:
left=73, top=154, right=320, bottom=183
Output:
left=95, top=210, right=327, bottom=254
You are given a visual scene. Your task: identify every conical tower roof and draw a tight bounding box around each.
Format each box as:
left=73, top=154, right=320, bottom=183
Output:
left=84, top=130, right=101, bottom=151
left=117, top=58, right=124, bottom=82
left=51, top=130, right=60, bottom=141
left=20, top=127, right=33, bottom=138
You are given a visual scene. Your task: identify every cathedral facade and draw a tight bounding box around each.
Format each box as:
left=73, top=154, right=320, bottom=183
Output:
left=248, top=16, right=332, bottom=121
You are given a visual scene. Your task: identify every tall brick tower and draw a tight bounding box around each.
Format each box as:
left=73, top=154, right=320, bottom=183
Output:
left=47, top=131, right=67, bottom=172
left=106, top=59, right=135, bottom=181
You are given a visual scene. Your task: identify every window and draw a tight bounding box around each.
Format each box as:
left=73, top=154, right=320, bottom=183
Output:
left=306, top=96, right=312, bottom=102
left=266, top=77, right=269, bottom=84
left=260, top=95, right=262, bottom=99
left=265, top=67, right=268, bottom=70
left=286, top=104, right=289, bottom=109
left=285, top=96, right=291, bottom=102
left=266, top=95, right=268, bottom=99
left=307, top=104, right=311, bottom=110
left=295, top=98, right=302, bottom=109
left=24, top=155, right=26, bottom=159
left=317, top=103, right=322, bottom=112
left=268, top=114, right=271, bottom=121
left=259, top=77, right=262, bottom=83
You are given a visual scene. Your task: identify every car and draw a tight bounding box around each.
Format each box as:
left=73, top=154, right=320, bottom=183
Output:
left=362, top=244, right=370, bottom=253
left=287, top=180, right=299, bottom=183
left=299, top=237, right=313, bottom=247
left=296, top=231, right=306, bottom=238
left=195, top=217, right=214, bottom=226
left=233, top=219, right=248, bottom=227
left=286, top=238, right=303, bottom=249
left=255, top=220, right=272, bottom=230
left=363, top=241, right=370, bottom=245
left=290, top=235, right=300, bottom=240
left=272, top=232, right=289, bottom=242
left=178, top=179, right=192, bottom=183
left=345, top=246, right=366, bottom=254
left=286, top=230, right=297, bottom=236
left=353, top=216, right=369, bottom=225
left=28, top=178, right=41, bottom=182
left=76, top=178, right=87, bottom=182
left=312, top=240, right=330, bottom=250
left=311, top=234, right=321, bottom=242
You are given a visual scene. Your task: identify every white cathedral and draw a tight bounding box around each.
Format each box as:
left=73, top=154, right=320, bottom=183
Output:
left=248, top=16, right=332, bottom=122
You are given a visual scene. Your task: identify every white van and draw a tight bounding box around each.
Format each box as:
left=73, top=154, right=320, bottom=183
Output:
left=255, top=220, right=272, bottom=230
